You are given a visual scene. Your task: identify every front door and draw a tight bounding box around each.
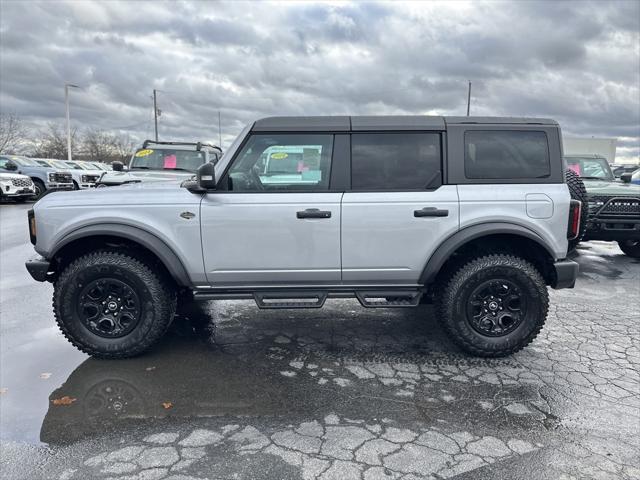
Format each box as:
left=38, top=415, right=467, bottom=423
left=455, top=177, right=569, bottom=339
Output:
left=201, top=133, right=342, bottom=286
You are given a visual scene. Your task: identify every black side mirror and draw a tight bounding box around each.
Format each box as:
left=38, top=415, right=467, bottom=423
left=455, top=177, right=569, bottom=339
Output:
left=112, top=161, right=124, bottom=172
left=5, top=162, right=18, bottom=171
left=621, top=172, right=632, bottom=183
left=197, top=162, right=216, bottom=190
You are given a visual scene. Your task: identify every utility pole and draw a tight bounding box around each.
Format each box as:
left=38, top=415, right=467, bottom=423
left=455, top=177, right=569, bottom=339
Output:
left=65, top=83, right=79, bottom=161
left=153, top=89, right=158, bottom=141
left=466, top=81, right=472, bottom=116
left=218, top=111, right=222, bottom=148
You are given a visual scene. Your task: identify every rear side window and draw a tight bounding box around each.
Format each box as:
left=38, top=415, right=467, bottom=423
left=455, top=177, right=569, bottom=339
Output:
left=464, top=130, right=550, bottom=179
left=351, top=133, right=442, bottom=190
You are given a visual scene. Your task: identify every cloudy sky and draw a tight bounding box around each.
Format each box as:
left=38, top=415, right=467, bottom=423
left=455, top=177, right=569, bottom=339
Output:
left=1, top=0, right=639, bottom=161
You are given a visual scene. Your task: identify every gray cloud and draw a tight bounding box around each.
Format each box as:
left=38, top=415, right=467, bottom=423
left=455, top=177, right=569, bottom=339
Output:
left=0, top=0, right=638, bottom=160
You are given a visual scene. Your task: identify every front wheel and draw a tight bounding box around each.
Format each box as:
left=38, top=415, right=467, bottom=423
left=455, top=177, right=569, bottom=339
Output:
left=32, top=179, right=46, bottom=199
left=435, top=254, right=548, bottom=357
left=618, top=240, right=640, bottom=259
left=53, top=251, right=176, bottom=358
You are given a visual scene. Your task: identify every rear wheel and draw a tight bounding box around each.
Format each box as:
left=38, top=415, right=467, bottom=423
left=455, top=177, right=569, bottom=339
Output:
left=618, top=240, right=640, bottom=258
left=53, top=250, right=176, bottom=358
left=435, top=254, right=548, bottom=357
left=565, top=169, right=588, bottom=251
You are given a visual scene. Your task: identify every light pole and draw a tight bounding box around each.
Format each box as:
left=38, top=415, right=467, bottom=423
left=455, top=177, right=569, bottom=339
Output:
left=65, top=83, right=80, bottom=161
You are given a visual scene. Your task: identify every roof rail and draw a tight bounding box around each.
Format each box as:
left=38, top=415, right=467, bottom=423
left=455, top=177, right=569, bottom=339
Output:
left=141, top=140, right=222, bottom=152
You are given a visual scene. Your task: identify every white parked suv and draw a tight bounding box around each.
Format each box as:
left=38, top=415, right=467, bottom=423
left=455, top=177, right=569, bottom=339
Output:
left=25, top=116, right=581, bottom=359
left=0, top=172, right=36, bottom=202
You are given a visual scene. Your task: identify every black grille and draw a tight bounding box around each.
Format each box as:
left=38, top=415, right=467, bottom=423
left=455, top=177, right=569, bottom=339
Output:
left=11, top=178, right=32, bottom=187
left=591, top=195, right=640, bottom=217
left=54, top=173, right=72, bottom=183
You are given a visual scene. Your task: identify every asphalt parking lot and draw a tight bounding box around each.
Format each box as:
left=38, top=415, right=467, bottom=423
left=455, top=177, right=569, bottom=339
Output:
left=0, top=201, right=639, bottom=480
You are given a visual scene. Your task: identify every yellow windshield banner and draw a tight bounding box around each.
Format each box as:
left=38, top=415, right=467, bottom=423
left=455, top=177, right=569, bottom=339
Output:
left=270, top=152, right=288, bottom=160
left=135, top=149, right=154, bottom=157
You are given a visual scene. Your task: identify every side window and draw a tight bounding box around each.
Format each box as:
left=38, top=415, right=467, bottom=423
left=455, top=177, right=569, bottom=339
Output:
left=351, top=133, right=442, bottom=190
left=0, top=158, right=9, bottom=170
left=227, top=134, right=333, bottom=192
left=464, top=130, right=550, bottom=179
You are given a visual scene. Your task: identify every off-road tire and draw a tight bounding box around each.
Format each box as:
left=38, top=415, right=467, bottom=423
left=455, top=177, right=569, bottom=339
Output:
left=565, top=169, right=588, bottom=251
left=32, top=179, right=46, bottom=199
left=53, top=250, right=176, bottom=359
left=435, top=254, right=548, bottom=357
left=618, top=240, right=640, bottom=259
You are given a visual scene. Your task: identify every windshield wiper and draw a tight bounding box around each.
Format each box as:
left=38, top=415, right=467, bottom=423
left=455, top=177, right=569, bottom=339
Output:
left=130, top=166, right=150, bottom=170
left=581, top=176, right=608, bottom=180
left=164, top=167, right=193, bottom=172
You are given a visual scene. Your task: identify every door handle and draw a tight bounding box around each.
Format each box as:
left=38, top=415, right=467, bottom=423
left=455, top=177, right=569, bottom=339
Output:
left=297, top=208, right=332, bottom=219
left=414, top=207, right=449, bottom=218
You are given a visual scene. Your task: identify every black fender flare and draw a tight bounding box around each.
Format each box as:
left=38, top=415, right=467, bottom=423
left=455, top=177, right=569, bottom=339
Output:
left=419, top=222, right=556, bottom=285
left=50, top=223, right=191, bottom=286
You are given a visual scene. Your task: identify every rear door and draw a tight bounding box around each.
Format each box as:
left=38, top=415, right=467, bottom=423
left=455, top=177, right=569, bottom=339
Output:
left=341, top=132, right=459, bottom=283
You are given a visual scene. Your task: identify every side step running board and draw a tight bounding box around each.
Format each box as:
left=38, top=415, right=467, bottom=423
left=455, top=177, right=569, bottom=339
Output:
left=253, top=291, right=327, bottom=309
left=355, top=291, right=422, bottom=308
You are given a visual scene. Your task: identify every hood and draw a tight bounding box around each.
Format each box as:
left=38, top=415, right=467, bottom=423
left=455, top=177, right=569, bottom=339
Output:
left=0, top=172, right=31, bottom=180
left=99, top=169, right=194, bottom=185
left=34, top=178, right=194, bottom=208
left=582, top=178, right=640, bottom=197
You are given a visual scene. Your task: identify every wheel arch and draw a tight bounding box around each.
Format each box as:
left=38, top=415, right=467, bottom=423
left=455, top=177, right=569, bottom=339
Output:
left=420, top=223, right=558, bottom=286
left=50, top=224, right=191, bottom=287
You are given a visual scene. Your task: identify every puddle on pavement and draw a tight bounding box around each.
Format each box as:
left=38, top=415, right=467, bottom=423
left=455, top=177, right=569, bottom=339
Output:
left=1, top=300, right=559, bottom=447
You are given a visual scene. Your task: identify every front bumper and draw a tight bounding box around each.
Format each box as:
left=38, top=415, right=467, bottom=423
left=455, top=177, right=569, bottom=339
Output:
left=552, top=259, right=579, bottom=289
left=584, top=218, right=640, bottom=241
left=25, top=255, right=52, bottom=282
left=46, top=183, right=75, bottom=191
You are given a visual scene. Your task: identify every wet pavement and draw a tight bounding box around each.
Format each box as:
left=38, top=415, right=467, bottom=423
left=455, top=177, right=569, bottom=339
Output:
left=1, top=202, right=639, bottom=480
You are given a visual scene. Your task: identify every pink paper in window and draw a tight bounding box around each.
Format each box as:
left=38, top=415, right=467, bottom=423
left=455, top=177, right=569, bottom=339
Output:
left=163, top=154, right=177, bottom=169
left=568, top=163, right=581, bottom=175
left=297, top=161, right=309, bottom=173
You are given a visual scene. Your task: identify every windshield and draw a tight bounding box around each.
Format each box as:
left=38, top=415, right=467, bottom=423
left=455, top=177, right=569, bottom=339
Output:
left=566, top=157, right=614, bottom=180
left=130, top=148, right=205, bottom=172
left=76, top=162, right=98, bottom=170
left=35, top=160, right=51, bottom=167
left=12, top=157, right=39, bottom=167
left=49, top=160, right=72, bottom=170
left=90, top=162, right=110, bottom=171
left=64, top=161, right=84, bottom=170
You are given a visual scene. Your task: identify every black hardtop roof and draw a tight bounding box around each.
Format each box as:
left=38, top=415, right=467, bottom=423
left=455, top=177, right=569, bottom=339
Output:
left=252, top=115, right=558, bottom=132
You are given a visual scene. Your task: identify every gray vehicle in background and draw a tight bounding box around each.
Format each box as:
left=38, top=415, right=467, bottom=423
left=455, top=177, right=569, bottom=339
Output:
left=26, top=116, right=581, bottom=360
left=0, top=155, right=73, bottom=197
left=97, top=140, right=222, bottom=187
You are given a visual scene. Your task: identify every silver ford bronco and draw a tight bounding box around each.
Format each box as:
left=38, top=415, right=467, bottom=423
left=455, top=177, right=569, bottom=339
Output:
left=25, top=116, right=581, bottom=359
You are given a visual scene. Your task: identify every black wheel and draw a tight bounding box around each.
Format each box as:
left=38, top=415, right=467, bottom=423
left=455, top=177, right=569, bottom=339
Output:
left=618, top=240, right=640, bottom=258
left=53, top=251, right=176, bottom=358
left=565, top=169, right=588, bottom=251
left=436, top=254, right=548, bottom=357
left=32, top=179, right=46, bottom=199
left=72, top=180, right=79, bottom=190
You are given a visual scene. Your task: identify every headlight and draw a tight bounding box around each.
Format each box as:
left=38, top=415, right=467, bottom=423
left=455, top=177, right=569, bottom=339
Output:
left=48, top=172, right=56, bottom=182
left=81, top=175, right=89, bottom=183
left=588, top=200, right=604, bottom=213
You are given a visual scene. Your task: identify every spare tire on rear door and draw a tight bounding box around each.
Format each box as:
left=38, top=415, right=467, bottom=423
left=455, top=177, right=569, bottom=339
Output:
left=565, top=169, right=588, bottom=251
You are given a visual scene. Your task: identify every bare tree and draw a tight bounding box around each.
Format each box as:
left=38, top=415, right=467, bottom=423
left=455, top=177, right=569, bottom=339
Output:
left=31, top=123, right=78, bottom=159
left=80, top=129, right=135, bottom=163
left=0, top=113, right=27, bottom=154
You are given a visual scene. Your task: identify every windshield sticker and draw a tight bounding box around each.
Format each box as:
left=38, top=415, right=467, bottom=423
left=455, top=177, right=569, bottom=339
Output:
left=270, top=152, right=288, bottom=160
left=135, top=149, right=154, bottom=157
left=163, top=154, right=177, bottom=169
